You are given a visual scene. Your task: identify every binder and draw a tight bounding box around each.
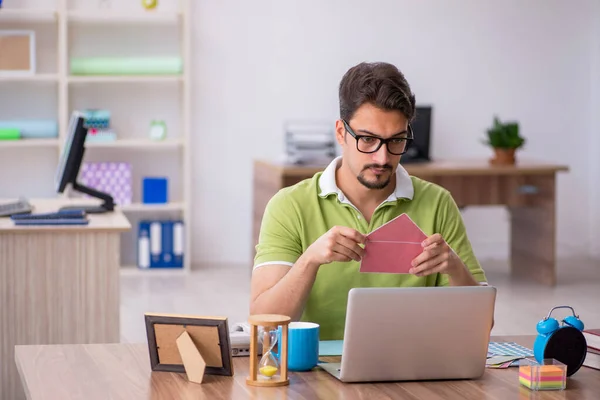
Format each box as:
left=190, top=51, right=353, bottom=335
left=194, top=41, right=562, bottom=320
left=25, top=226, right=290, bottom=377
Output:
left=138, top=219, right=184, bottom=269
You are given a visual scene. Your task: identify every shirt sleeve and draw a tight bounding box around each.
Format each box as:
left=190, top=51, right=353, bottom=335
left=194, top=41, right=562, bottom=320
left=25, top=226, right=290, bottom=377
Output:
left=253, top=189, right=303, bottom=270
left=434, top=190, right=488, bottom=286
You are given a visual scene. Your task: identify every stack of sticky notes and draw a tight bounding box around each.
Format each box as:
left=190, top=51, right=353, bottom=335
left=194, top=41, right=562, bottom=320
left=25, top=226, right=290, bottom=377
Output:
left=519, top=359, right=567, bottom=391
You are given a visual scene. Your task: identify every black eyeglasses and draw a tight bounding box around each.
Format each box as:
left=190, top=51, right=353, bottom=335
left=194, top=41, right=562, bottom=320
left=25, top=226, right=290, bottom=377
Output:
left=342, top=119, right=413, bottom=155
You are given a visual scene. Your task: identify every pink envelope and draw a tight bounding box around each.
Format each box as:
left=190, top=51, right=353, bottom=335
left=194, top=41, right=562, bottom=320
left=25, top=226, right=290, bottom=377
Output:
left=360, top=214, right=428, bottom=274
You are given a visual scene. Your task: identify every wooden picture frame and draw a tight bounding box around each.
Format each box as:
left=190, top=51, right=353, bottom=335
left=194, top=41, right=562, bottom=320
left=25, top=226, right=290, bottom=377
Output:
left=144, top=313, right=234, bottom=378
left=0, top=30, right=36, bottom=76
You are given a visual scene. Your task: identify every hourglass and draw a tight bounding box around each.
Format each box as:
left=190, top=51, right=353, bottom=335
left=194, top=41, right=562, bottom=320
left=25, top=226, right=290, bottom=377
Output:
left=246, top=314, right=291, bottom=387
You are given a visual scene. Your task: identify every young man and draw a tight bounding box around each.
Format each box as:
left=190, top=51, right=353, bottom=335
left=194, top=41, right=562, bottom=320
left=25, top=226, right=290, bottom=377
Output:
left=250, top=62, right=487, bottom=340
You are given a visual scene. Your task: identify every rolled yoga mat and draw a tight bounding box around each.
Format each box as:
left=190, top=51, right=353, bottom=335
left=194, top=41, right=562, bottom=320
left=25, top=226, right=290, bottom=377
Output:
left=0, top=128, right=20, bottom=140
left=70, top=57, right=183, bottom=75
left=0, top=120, right=58, bottom=138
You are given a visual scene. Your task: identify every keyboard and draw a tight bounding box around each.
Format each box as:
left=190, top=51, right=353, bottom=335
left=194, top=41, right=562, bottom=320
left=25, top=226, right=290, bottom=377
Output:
left=9, top=209, right=88, bottom=226
left=0, top=198, right=33, bottom=217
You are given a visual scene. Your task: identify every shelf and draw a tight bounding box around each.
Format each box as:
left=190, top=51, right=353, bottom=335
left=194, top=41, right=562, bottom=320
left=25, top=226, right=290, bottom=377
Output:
left=0, top=74, right=59, bottom=83
left=67, top=10, right=181, bottom=24
left=1, top=3, right=192, bottom=273
left=68, top=75, right=183, bottom=84
left=0, top=139, right=59, bottom=148
left=0, top=9, right=57, bottom=22
left=118, top=202, right=185, bottom=212
left=120, top=265, right=188, bottom=276
left=85, top=138, right=183, bottom=149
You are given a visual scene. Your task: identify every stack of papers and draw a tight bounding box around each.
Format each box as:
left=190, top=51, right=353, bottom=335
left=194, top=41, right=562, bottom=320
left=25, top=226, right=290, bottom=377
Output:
left=486, top=342, right=534, bottom=368
left=360, top=214, right=427, bottom=274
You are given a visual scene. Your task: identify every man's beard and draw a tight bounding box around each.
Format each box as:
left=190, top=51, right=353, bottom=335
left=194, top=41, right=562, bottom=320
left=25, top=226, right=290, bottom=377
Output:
left=357, top=164, right=393, bottom=190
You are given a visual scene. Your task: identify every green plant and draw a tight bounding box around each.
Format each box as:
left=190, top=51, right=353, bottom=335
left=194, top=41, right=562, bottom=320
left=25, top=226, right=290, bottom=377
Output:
left=483, top=116, right=525, bottom=149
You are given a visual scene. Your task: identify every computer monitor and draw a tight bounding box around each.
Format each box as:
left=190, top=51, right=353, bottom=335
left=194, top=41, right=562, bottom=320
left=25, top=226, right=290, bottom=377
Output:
left=401, top=105, right=432, bottom=164
left=55, top=111, right=115, bottom=213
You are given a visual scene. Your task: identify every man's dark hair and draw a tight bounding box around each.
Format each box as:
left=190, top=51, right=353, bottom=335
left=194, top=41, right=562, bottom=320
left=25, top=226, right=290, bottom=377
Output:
left=339, top=62, right=416, bottom=122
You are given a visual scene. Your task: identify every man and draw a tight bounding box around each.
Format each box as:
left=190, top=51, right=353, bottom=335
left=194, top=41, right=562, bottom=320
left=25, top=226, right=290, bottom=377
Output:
left=250, top=62, right=487, bottom=340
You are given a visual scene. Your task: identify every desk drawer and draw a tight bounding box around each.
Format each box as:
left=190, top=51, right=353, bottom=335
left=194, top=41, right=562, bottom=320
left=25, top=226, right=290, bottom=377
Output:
left=424, top=174, right=555, bottom=207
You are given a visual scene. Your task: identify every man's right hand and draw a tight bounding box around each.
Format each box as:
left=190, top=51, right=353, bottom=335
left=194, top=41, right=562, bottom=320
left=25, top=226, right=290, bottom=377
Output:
left=304, top=226, right=366, bottom=266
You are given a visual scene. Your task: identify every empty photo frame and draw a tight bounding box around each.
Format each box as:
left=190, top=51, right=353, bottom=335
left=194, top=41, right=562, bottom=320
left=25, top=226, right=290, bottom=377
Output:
left=145, top=313, right=234, bottom=377
left=0, top=30, right=36, bottom=76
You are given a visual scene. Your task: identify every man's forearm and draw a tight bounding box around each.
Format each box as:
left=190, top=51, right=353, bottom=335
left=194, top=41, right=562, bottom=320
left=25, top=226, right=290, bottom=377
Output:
left=448, top=261, right=479, bottom=286
left=250, top=255, right=319, bottom=321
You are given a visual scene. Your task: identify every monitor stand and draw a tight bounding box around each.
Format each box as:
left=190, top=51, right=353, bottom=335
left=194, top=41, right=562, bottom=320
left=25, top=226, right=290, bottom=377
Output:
left=59, top=182, right=115, bottom=214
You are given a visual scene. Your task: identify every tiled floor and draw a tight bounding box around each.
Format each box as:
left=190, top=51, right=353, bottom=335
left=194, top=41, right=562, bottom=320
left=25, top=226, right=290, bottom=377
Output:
left=120, top=257, right=600, bottom=344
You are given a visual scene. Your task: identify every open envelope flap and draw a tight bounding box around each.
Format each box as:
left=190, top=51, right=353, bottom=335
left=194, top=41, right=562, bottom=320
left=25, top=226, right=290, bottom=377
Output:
left=367, top=213, right=428, bottom=244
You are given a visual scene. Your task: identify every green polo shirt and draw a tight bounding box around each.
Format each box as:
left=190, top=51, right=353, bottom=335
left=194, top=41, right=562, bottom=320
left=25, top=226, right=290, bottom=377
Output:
left=254, top=157, right=487, bottom=340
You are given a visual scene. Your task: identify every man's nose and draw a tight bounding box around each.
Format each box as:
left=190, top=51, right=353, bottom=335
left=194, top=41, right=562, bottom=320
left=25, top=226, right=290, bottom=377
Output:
left=372, top=142, right=390, bottom=165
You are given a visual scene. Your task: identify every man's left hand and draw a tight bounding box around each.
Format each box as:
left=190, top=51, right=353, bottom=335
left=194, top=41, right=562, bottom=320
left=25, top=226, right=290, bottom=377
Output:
left=409, top=233, right=461, bottom=277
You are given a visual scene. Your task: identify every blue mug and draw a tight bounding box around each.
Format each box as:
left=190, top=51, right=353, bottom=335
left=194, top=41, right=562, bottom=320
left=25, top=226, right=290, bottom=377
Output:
left=277, top=321, right=320, bottom=371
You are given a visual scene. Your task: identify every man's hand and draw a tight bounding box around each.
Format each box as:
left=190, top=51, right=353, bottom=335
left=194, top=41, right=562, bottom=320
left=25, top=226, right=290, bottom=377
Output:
left=409, top=233, right=461, bottom=278
left=304, top=226, right=366, bottom=266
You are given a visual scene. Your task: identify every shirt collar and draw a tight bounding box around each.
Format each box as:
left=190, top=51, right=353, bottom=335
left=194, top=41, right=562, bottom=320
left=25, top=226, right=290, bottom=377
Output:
left=318, top=156, right=414, bottom=203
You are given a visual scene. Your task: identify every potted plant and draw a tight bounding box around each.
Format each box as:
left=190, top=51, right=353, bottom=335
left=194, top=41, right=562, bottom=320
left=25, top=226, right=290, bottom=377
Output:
left=483, top=116, right=525, bottom=165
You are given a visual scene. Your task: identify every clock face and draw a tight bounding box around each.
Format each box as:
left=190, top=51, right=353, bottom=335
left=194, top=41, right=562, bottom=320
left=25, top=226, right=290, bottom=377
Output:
left=149, top=122, right=166, bottom=140
left=544, top=327, right=587, bottom=376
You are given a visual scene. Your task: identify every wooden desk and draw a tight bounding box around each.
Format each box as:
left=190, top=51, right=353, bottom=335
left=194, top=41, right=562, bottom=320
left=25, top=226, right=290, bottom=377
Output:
left=253, top=159, right=569, bottom=285
left=0, top=198, right=131, bottom=400
left=14, top=335, right=600, bottom=399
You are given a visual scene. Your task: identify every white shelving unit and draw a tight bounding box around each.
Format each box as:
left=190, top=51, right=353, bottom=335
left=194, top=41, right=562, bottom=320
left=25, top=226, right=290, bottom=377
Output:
left=0, top=0, right=192, bottom=273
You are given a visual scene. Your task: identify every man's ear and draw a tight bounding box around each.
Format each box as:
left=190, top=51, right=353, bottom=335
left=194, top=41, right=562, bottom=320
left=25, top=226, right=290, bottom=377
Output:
left=335, top=119, right=346, bottom=146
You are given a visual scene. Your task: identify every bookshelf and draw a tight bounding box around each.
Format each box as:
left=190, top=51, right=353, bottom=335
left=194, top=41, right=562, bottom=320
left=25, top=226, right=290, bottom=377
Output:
left=0, top=0, right=192, bottom=273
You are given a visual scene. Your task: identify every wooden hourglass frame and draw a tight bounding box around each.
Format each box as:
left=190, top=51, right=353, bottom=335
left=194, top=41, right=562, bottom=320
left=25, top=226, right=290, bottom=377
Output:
left=246, top=314, right=291, bottom=387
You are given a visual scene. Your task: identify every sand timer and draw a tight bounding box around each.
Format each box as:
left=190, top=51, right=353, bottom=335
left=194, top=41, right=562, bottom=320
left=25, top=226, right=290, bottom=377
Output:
left=246, top=314, right=291, bottom=387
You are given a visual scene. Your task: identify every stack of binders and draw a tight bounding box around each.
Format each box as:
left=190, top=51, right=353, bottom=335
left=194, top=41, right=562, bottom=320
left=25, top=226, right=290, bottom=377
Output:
left=137, top=220, right=184, bottom=269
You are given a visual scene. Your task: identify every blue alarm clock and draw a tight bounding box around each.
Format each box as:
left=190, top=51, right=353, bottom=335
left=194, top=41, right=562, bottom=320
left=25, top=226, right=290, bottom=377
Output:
left=534, top=305, right=587, bottom=377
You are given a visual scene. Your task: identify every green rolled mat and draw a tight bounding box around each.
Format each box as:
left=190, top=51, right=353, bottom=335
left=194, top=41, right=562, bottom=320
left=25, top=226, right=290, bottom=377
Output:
left=70, top=57, right=183, bottom=75
left=0, top=128, right=20, bottom=140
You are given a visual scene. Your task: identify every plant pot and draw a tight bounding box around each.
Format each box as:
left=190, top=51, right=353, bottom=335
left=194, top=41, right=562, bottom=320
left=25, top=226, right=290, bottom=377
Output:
left=490, top=148, right=516, bottom=165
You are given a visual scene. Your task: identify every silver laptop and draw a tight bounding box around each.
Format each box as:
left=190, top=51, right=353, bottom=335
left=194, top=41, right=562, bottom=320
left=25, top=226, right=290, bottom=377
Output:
left=319, top=286, right=496, bottom=382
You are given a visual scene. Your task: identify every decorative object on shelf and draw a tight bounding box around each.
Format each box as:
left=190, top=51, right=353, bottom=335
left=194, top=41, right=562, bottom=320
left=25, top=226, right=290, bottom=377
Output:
left=83, top=109, right=116, bottom=143
left=143, top=177, right=168, bottom=204
left=80, top=162, right=132, bottom=206
left=138, top=220, right=184, bottom=268
left=0, top=128, right=19, bottom=140
left=144, top=313, right=233, bottom=383
left=86, top=128, right=117, bottom=143
left=246, top=314, right=291, bottom=387
left=482, top=116, right=525, bottom=166
left=70, top=57, right=183, bottom=76
left=534, top=306, right=587, bottom=377
left=149, top=120, right=167, bottom=140
left=284, top=120, right=336, bottom=165
left=0, top=30, right=36, bottom=76
left=142, top=0, right=158, bottom=10
left=0, top=119, right=58, bottom=139
left=83, top=109, right=111, bottom=129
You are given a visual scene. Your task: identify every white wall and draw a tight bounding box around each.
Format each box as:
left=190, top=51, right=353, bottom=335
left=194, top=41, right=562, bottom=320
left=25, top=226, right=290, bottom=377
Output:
left=191, top=0, right=598, bottom=265
left=591, top=0, right=600, bottom=260
left=1, top=0, right=598, bottom=266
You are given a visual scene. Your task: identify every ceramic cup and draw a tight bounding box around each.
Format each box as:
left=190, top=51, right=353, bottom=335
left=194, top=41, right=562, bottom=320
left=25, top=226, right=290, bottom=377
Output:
left=277, top=321, right=320, bottom=371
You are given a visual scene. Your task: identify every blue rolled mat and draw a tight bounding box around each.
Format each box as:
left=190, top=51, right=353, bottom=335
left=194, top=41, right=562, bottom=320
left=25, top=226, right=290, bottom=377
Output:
left=0, top=120, right=58, bottom=138
left=70, top=57, right=183, bottom=75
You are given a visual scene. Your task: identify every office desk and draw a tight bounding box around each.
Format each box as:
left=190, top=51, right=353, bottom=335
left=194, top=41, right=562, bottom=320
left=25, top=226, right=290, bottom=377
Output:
left=253, top=159, right=569, bottom=285
left=14, top=335, right=600, bottom=399
left=0, top=198, right=131, bottom=400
